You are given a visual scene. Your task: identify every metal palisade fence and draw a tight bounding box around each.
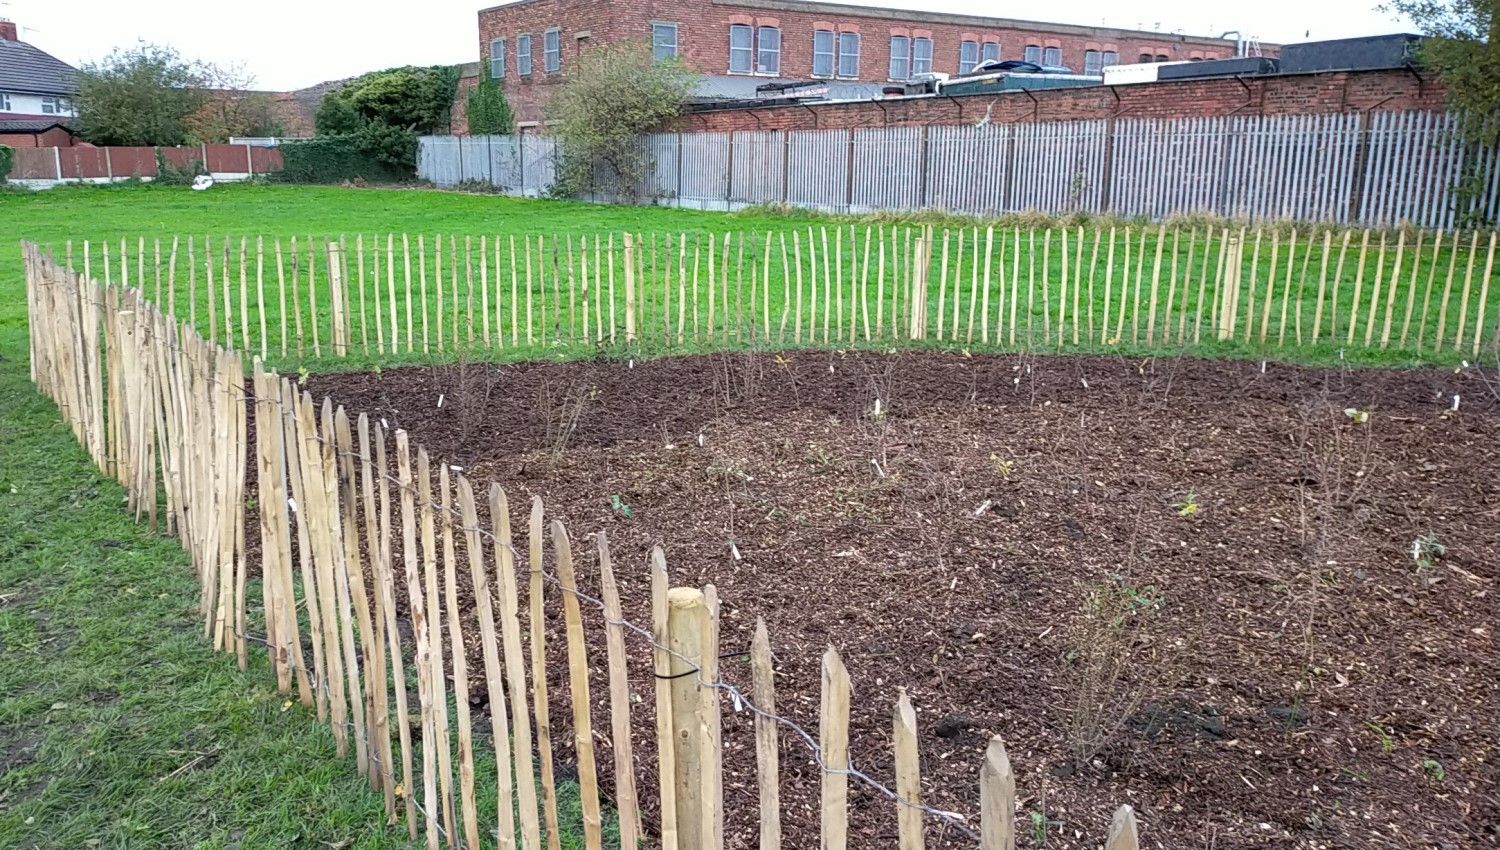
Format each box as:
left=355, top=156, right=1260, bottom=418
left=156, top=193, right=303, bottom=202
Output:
left=420, top=110, right=1500, bottom=229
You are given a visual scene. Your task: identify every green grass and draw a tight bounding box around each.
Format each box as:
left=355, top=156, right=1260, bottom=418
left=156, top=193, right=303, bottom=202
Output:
left=0, top=183, right=656, bottom=849
left=0, top=182, right=1494, bottom=847
left=8, top=182, right=1495, bottom=376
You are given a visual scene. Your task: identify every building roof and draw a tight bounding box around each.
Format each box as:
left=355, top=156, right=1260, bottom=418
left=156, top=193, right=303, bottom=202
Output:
left=0, top=39, right=78, bottom=97
left=0, top=117, right=75, bottom=133
left=692, top=74, right=886, bottom=102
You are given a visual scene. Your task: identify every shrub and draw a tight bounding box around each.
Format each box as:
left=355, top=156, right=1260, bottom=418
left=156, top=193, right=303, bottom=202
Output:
left=1066, top=574, right=1165, bottom=768
left=276, top=137, right=409, bottom=184
left=548, top=42, right=696, bottom=198
left=0, top=145, right=12, bottom=182
left=153, top=148, right=206, bottom=185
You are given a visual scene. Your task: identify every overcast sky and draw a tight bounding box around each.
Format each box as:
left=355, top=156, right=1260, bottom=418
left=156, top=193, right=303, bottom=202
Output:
left=10, top=0, right=1415, bottom=91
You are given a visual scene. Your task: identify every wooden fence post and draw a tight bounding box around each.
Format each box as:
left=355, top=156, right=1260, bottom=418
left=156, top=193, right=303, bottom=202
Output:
left=979, top=736, right=1014, bottom=850
left=665, top=586, right=710, bottom=850
left=1105, top=805, right=1140, bottom=850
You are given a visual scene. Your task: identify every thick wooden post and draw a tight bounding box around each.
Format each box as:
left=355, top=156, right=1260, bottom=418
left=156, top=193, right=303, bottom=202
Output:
left=665, top=587, right=710, bottom=850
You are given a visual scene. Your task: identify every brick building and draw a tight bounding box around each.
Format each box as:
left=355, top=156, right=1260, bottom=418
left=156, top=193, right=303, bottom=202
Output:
left=475, top=0, right=1248, bottom=127
left=0, top=19, right=83, bottom=147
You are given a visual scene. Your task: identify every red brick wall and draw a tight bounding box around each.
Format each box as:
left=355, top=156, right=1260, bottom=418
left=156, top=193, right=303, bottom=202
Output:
left=0, top=126, right=78, bottom=147
left=451, top=74, right=480, bottom=135
left=671, top=68, right=1447, bottom=132
left=478, top=0, right=613, bottom=127
left=476, top=0, right=1247, bottom=125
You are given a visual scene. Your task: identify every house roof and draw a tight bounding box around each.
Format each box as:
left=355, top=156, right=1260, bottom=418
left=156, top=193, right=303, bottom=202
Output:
left=0, top=117, right=75, bottom=133
left=0, top=39, right=79, bottom=97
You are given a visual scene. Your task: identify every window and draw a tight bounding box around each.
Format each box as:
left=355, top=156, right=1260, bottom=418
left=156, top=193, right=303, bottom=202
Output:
left=982, top=41, right=1000, bottom=63
left=838, top=32, right=860, bottom=78
left=1102, top=50, right=1119, bottom=68
left=912, top=36, right=932, bottom=75
left=1043, top=46, right=1061, bottom=66
left=959, top=40, right=979, bottom=74
left=1138, top=52, right=1153, bottom=63
left=41, top=96, right=60, bottom=114
left=1024, top=44, right=1042, bottom=64
left=757, top=26, right=780, bottom=74
left=490, top=38, right=506, bottom=78
left=652, top=22, right=678, bottom=61
left=1155, top=53, right=1170, bottom=62
left=544, top=28, right=561, bottom=72
left=889, top=35, right=910, bottom=79
left=0, top=93, right=10, bottom=111
left=1083, top=49, right=1102, bottom=75
left=517, top=34, right=533, bottom=75
left=729, top=24, right=753, bottom=73
left=813, top=29, right=835, bottom=77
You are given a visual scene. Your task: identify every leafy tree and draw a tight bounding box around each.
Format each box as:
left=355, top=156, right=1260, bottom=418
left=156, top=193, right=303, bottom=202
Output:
left=322, top=65, right=460, bottom=134
left=311, top=65, right=460, bottom=177
left=186, top=63, right=281, bottom=142
left=1385, top=1, right=1497, bottom=131
left=549, top=42, right=697, bottom=198
left=1382, top=0, right=1497, bottom=221
left=466, top=78, right=515, bottom=135
left=76, top=44, right=208, bottom=146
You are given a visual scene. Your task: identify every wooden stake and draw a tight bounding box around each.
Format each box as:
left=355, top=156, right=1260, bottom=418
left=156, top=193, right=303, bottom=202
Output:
left=979, top=736, right=1014, bottom=850
left=666, top=585, right=708, bottom=850
left=394, top=431, right=440, bottom=849
left=1379, top=230, right=1405, bottom=348
left=529, top=498, right=563, bottom=850
left=751, top=618, right=780, bottom=850
left=597, top=533, right=640, bottom=849
left=1364, top=231, right=1389, bottom=347
left=552, top=522, right=603, bottom=850
left=1146, top=225, right=1164, bottom=346
left=1101, top=227, right=1116, bottom=343
left=438, top=466, right=481, bottom=850
left=651, top=549, right=680, bottom=850
left=417, top=449, right=457, bottom=841
left=819, top=647, right=850, bottom=850
left=1106, top=806, right=1140, bottom=850
left=893, top=689, right=923, bottom=850
left=1414, top=230, right=1442, bottom=352
left=1472, top=230, right=1496, bottom=356
left=1312, top=230, right=1332, bottom=343
left=1347, top=230, right=1371, bottom=346
left=490, top=484, right=543, bottom=850
left=1432, top=231, right=1460, bottom=353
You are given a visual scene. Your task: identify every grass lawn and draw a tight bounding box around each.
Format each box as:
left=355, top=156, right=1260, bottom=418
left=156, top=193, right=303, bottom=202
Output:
left=0, top=182, right=1494, bottom=848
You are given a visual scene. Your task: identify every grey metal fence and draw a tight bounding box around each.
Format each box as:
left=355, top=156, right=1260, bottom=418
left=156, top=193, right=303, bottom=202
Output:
left=419, top=111, right=1500, bottom=228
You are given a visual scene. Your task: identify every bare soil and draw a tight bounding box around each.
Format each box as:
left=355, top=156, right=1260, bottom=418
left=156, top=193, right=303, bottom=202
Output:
left=301, top=352, right=1500, bottom=850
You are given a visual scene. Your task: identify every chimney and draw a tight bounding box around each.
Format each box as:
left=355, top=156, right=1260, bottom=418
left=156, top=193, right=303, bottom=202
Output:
left=0, top=20, right=17, bottom=41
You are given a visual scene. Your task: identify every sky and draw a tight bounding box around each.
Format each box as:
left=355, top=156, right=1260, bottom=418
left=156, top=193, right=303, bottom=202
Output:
left=8, top=0, right=1415, bottom=91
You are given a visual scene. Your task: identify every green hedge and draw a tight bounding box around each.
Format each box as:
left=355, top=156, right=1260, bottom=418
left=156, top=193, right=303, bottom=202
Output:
left=276, top=136, right=409, bottom=184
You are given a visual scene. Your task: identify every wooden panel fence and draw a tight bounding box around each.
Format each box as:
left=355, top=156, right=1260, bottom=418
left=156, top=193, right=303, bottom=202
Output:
left=419, top=111, right=1500, bottom=228
left=50, top=224, right=1500, bottom=371
left=26, top=240, right=1165, bottom=848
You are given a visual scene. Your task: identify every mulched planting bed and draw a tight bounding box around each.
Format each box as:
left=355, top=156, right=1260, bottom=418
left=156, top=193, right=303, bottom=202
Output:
left=302, top=352, right=1499, bottom=850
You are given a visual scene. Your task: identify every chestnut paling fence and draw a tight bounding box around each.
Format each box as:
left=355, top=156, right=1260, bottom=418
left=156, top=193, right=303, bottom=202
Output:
left=56, top=225, right=1500, bottom=371
left=25, top=239, right=1156, bottom=849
